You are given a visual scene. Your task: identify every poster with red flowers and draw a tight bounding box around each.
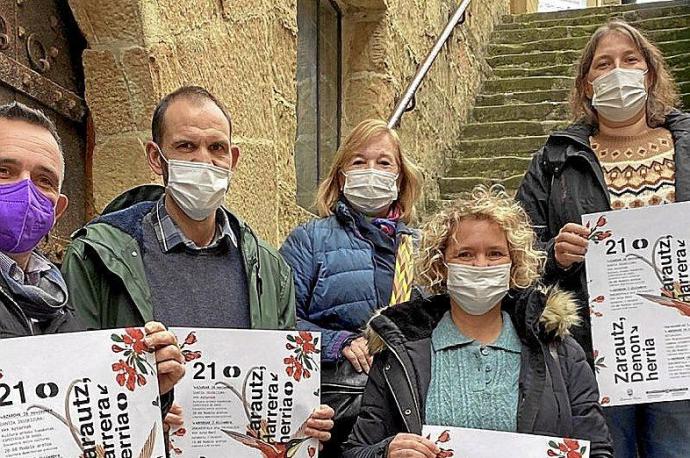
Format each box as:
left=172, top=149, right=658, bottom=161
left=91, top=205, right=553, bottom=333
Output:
left=422, top=425, right=590, bottom=458
left=0, top=328, right=165, bottom=458
left=169, top=328, right=321, bottom=457
left=584, top=203, right=690, bottom=406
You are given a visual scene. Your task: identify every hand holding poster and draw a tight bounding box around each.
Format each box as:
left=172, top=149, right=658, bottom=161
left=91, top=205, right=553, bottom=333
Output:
left=169, top=328, right=321, bottom=457
left=421, top=426, right=590, bottom=458
left=583, top=202, right=690, bottom=406
left=0, top=328, right=165, bottom=458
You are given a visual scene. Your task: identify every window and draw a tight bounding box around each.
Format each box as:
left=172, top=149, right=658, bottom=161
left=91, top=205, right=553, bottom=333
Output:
left=295, top=0, right=342, bottom=210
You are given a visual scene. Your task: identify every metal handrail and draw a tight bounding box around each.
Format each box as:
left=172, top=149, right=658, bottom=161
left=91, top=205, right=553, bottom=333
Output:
left=388, top=0, right=472, bottom=128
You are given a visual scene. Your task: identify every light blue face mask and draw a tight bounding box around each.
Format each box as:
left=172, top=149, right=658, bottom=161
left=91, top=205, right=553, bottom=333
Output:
left=155, top=144, right=232, bottom=221
left=446, top=263, right=512, bottom=316
left=591, top=67, right=648, bottom=123
left=342, top=168, right=399, bottom=216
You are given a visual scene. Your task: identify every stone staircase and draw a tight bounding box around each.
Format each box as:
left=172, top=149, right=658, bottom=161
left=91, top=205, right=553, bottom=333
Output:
left=438, top=0, right=690, bottom=203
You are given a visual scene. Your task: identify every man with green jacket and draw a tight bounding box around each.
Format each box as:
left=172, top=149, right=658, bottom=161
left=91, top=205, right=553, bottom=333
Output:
left=61, top=86, right=333, bottom=442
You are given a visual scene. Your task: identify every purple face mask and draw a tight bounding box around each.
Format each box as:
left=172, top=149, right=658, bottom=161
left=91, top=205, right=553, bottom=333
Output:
left=0, top=179, right=55, bottom=254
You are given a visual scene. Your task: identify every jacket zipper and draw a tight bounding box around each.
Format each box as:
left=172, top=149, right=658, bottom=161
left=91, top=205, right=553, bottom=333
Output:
left=0, top=285, right=34, bottom=335
left=384, top=340, right=422, bottom=428
left=550, top=133, right=612, bottom=209
left=383, top=366, right=412, bottom=432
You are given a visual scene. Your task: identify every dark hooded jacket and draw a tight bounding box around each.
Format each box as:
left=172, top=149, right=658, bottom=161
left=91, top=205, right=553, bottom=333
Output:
left=342, top=288, right=613, bottom=458
left=515, top=110, right=690, bottom=363
left=0, top=275, right=82, bottom=338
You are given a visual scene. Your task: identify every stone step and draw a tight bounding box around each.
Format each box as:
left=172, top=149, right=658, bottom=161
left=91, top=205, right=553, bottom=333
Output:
left=674, top=65, right=690, bottom=82
left=665, top=52, right=690, bottom=70
left=462, top=120, right=568, bottom=140
left=493, top=64, right=574, bottom=78
left=483, top=76, right=574, bottom=94
left=450, top=135, right=548, bottom=158
left=487, top=40, right=689, bottom=68
left=488, top=50, right=582, bottom=69
left=505, top=0, right=687, bottom=23
left=489, top=27, right=690, bottom=56
left=493, top=56, right=690, bottom=78
left=446, top=156, right=534, bottom=178
left=471, top=102, right=569, bottom=123
left=439, top=175, right=526, bottom=198
left=493, top=14, right=690, bottom=44
left=498, top=3, right=690, bottom=30
left=476, top=89, right=570, bottom=106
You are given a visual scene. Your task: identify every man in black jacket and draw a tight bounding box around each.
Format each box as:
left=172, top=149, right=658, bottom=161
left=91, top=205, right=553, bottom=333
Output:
left=0, top=101, right=185, bottom=396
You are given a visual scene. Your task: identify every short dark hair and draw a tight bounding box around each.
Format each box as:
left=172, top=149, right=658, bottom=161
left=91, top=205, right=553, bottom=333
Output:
left=151, top=86, right=233, bottom=145
left=0, top=102, right=65, bottom=188
left=0, top=102, right=62, bottom=151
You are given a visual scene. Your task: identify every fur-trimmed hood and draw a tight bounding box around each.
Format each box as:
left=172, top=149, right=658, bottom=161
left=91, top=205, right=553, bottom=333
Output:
left=366, top=286, right=580, bottom=355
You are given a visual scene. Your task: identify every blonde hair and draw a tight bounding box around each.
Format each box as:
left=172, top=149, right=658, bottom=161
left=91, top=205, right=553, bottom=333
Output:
left=570, top=20, right=680, bottom=128
left=416, top=185, right=545, bottom=294
left=315, top=119, right=423, bottom=223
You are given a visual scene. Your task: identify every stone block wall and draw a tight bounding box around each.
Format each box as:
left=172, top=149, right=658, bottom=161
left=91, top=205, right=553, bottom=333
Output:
left=68, top=0, right=509, bottom=245
left=340, top=0, right=511, bottom=215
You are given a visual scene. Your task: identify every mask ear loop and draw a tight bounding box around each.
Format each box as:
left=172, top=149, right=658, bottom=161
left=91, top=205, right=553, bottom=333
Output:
left=153, top=143, right=170, bottom=166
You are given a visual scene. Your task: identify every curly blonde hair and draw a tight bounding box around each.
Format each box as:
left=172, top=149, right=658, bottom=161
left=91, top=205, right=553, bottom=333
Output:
left=570, top=20, right=680, bottom=128
left=416, top=185, right=545, bottom=294
left=315, top=119, right=423, bottom=224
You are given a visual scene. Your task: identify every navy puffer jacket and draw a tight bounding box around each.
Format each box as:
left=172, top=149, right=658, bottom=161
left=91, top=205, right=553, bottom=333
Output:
left=280, top=201, right=415, bottom=362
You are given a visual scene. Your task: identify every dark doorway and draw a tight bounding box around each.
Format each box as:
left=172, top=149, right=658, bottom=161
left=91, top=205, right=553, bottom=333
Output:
left=295, top=0, right=343, bottom=210
left=0, top=0, right=87, bottom=260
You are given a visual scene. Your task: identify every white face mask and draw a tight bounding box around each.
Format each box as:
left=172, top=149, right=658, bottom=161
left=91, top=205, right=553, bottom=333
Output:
left=156, top=146, right=232, bottom=221
left=342, top=168, right=398, bottom=216
left=446, top=263, right=511, bottom=316
left=591, top=67, right=648, bottom=123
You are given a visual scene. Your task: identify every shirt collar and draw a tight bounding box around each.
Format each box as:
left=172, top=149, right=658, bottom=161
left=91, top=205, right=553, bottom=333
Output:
left=151, top=195, right=237, bottom=253
left=0, top=250, right=53, bottom=285
left=432, top=311, right=522, bottom=353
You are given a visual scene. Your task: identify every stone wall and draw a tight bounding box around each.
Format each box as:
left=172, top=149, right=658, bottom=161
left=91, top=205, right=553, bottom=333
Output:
left=339, top=0, right=511, bottom=215
left=68, top=0, right=509, bottom=245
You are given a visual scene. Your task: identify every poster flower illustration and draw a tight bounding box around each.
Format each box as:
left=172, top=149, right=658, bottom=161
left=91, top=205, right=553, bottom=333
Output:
left=179, top=331, right=202, bottom=362
left=111, top=328, right=154, bottom=391
left=424, top=430, right=454, bottom=458
left=626, top=237, right=690, bottom=318
left=168, top=427, right=186, bottom=455
left=28, top=379, right=159, bottom=457
left=284, top=331, right=321, bottom=382
left=216, top=367, right=315, bottom=457
left=547, top=438, right=587, bottom=458
left=589, top=296, right=604, bottom=318
left=586, top=216, right=612, bottom=244
left=592, top=350, right=607, bottom=374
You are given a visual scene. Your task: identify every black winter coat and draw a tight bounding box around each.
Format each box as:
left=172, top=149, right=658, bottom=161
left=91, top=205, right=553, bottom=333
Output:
left=342, top=288, right=613, bottom=458
left=0, top=280, right=83, bottom=338
left=516, top=110, right=690, bottom=363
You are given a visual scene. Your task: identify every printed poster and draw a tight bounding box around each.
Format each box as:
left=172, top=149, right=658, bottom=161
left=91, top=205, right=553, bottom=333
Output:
left=583, top=202, right=690, bottom=406
left=169, top=328, right=321, bottom=457
left=0, top=328, right=166, bottom=458
left=422, top=425, right=590, bottom=458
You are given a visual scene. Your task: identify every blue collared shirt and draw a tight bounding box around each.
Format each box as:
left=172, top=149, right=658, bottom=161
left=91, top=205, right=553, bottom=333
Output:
left=149, top=196, right=237, bottom=253
left=425, top=311, right=522, bottom=432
